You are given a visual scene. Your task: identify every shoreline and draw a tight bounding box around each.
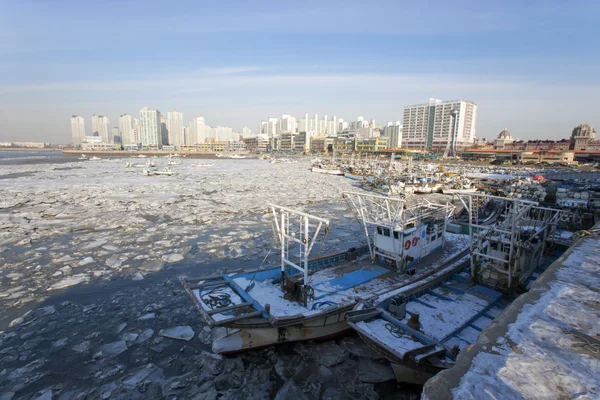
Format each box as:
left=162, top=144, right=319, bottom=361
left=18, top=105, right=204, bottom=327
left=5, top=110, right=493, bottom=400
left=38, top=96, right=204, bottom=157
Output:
left=62, top=149, right=254, bottom=159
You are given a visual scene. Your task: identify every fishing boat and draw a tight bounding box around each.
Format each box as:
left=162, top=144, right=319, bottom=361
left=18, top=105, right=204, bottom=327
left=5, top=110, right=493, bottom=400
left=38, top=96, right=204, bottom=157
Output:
left=154, top=167, right=175, bottom=176
left=344, top=172, right=365, bottom=181
left=78, top=154, right=88, bottom=160
left=89, top=156, right=101, bottom=161
left=229, top=154, right=247, bottom=159
left=312, top=166, right=344, bottom=175
left=346, top=264, right=506, bottom=384
left=180, top=193, right=463, bottom=354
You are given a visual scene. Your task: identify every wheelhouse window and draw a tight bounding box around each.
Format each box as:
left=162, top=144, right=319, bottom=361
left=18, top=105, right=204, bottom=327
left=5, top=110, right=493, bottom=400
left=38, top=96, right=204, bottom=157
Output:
left=382, top=228, right=391, bottom=237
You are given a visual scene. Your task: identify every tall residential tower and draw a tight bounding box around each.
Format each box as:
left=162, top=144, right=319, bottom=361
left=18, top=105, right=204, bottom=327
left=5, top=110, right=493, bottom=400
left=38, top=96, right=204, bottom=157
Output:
left=92, top=114, right=111, bottom=143
left=167, top=109, right=184, bottom=146
left=70, top=115, right=85, bottom=147
left=402, top=98, right=477, bottom=151
left=139, top=107, right=161, bottom=147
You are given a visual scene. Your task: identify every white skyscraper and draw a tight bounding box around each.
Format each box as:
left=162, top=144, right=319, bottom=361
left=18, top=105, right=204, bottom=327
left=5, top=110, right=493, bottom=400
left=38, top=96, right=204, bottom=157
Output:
left=70, top=115, right=85, bottom=147
left=280, top=115, right=297, bottom=134
left=139, top=106, right=161, bottom=146
left=216, top=126, right=233, bottom=141
left=165, top=109, right=184, bottom=146
left=190, top=116, right=206, bottom=144
left=119, top=114, right=136, bottom=144
left=402, top=98, right=477, bottom=151
left=92, top=114, right=111, bottom=143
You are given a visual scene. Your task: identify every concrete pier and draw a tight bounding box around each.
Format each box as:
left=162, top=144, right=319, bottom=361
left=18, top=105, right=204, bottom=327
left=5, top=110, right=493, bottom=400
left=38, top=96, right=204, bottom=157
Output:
left=422, top=229, right=600, bottom=399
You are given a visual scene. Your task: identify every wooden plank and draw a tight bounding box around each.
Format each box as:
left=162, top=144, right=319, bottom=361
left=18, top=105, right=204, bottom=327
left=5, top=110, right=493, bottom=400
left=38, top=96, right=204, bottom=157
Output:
left=188, top=280, right=228, bottom=290
left=213, top=310, right=264, bottom=326
left=207, top=301, right=254, bottom=315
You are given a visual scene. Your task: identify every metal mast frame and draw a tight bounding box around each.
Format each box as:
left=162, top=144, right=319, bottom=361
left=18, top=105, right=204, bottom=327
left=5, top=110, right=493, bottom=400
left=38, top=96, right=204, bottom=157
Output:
left=269, top=204, right=330, bottom=285
left=454, top=193, right=563, bottom=291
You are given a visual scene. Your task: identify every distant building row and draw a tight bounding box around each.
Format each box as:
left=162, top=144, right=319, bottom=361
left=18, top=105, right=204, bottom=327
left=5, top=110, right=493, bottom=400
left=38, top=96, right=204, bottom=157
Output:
left=256, top=98, right=477, bottom=152
left=70, top=109, right=251, bottom=150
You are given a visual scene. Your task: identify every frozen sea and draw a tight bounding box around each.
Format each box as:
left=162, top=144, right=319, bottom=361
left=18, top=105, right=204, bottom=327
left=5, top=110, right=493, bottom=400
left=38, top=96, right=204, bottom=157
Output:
left=0, top=154, right=429, bottom=399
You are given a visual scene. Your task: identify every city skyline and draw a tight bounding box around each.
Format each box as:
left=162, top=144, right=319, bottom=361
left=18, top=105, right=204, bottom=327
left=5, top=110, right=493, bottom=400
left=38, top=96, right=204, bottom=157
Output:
left=2, top=1, right=599, bottom=143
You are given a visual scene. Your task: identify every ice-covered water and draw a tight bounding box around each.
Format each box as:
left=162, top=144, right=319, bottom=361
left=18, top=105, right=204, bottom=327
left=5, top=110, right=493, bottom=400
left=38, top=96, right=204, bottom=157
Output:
left=0, top=157, right=381, bottom=322
left=0, top=156, right=436, bottom=399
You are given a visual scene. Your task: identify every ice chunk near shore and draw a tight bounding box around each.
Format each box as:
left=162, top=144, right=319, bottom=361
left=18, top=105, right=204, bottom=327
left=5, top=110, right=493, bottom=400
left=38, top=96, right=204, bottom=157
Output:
left=77, top=257, right=94, bottom=267
left=49, top=274, right=90, bottom=290
left=159, top=326, right=195, bottom=341
left=161, top=253, right=184, bottom=263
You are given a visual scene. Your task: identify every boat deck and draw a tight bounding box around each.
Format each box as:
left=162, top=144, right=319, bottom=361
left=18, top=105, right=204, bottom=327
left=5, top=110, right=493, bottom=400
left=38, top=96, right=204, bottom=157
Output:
left=182, top=233, right=470, bottom=326
left=349, top=272, right=504, bottom=361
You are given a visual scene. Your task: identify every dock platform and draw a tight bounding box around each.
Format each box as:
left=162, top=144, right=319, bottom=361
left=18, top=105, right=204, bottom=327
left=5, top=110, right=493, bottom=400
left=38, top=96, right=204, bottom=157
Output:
left=422, top=228, right=600, bottom=399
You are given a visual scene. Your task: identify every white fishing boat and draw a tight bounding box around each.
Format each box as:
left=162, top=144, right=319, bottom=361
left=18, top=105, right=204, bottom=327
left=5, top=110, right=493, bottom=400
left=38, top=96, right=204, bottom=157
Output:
left=89, top=156, right=101, bottom=161
left=311, top=166, right=344, bottom=175
left=78, top=154, right=88, bottom=160
left=346, top=194, right=566, bottom=384
left=154, top=167, right=175, bottom=176
left=229, top=154, right=247, bottom=159
left=440, top=187, right=478, bottom=194
left=137, top=154, right=147, bottom=158
left=180, top=193, right=463, bottom=354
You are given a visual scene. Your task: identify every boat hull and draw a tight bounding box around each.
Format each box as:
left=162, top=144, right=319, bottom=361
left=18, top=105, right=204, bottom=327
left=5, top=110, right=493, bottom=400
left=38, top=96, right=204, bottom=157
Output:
left=312, top=167, right=344, bottom=175
left=213, top=311, right=350, bottom=354
left=344, top=173, right=365, bottom=181
left=391, top=363, right=437, bottom=385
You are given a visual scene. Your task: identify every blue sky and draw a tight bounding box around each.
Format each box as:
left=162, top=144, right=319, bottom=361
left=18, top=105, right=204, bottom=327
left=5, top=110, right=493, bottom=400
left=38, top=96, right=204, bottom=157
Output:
left=0, top=0, right=598, bottom=143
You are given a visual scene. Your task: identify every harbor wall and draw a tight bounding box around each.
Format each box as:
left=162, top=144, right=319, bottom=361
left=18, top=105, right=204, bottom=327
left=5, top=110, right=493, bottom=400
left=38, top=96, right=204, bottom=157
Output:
left=422, top=228, right=599, bottom=399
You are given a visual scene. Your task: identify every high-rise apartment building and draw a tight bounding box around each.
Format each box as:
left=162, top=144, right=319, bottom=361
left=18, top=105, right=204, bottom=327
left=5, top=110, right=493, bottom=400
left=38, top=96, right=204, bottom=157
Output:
left=166, top=109, right=184, bottom=147
left=189, top=116, right=206, bottom=144
left=382, top=121, right=402, bottom=148
left=70, top=115, right=85, bottom=147
left=139, top=106, right=161, bottom=146
left=92, top=114, right=111, bottom=143
left=402, top=98, right=477, bottom=151
left=280, top=115, right=297, bottom=134
left=119, top=114, right=136, bottom=144
left=242, top=127, right=252, bottom=137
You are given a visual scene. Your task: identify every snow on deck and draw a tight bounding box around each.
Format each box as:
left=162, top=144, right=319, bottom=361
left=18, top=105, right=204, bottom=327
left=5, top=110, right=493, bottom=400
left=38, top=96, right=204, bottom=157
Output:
left=229, top=235, right=470, bottom=319
left=404, top=290, right=493, bottom=342
left=232, top=261, right=394, bottom=317
left=355, top=318, right=423, bottom=355
left=423, top=234, right=600, bottom=400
